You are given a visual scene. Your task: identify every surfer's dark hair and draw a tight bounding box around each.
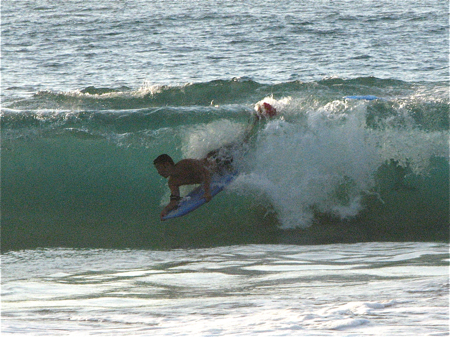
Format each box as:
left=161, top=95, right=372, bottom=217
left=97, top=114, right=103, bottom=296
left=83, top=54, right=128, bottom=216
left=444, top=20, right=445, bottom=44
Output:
left=153, top=154, right=175, bottom=166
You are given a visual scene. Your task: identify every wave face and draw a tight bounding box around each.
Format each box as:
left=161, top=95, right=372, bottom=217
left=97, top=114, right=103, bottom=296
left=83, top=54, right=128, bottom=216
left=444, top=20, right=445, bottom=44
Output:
left=2, top=78, right=449, bottom=251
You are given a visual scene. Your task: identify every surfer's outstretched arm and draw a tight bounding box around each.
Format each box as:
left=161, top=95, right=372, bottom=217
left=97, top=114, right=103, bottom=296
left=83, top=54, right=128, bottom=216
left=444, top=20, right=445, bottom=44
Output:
left=243, top=116, right=259, bottom=143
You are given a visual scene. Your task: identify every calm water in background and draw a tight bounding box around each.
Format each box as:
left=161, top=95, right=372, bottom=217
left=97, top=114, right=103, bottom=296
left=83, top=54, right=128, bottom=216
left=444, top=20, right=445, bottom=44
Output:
left=2, top=0, right=448, bottom=96
left=2, top=0, right=449, bottom=335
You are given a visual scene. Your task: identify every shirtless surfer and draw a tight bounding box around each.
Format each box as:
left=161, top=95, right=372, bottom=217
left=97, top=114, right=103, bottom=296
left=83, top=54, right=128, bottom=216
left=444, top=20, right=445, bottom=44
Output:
left=154, top=101, right=277, bottom=220
left=154, top=154, right=212, bottom=220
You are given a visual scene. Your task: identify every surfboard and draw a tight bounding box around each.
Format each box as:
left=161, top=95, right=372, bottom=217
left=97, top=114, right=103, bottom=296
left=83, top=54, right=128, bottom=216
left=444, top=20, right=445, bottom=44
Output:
left=161, top=171, right=238, bottom=220
left=344, top=95, right=381, bottom=100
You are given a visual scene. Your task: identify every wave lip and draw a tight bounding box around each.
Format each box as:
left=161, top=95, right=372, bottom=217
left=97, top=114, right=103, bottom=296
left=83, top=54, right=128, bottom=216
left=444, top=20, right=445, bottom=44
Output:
left=7, top=76, right=447, bottom=112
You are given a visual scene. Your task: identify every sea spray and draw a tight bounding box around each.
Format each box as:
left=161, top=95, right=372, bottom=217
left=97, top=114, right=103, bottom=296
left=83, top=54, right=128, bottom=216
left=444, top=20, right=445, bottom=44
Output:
left=237, top=96, right=448, bottom=229
left=239, top=100, right=381, bottom=228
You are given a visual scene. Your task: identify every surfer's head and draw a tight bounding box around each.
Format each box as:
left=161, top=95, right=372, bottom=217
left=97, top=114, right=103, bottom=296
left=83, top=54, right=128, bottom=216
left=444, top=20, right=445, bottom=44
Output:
left=154, top=154, right=174, bottom=166
left=154, top=154, right=174, bottom=178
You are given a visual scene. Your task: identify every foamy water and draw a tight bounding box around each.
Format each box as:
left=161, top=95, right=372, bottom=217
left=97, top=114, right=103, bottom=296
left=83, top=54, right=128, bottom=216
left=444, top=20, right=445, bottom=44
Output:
left=2, top=243, right=448, bottom=336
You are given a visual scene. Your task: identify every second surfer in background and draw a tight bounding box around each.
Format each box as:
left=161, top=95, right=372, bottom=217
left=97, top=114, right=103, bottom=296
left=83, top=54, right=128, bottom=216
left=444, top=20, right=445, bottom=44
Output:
left=154, top=102, right=277, bottom=220
left=254, top=101, right=278, bottom=119
left=243, top=101, right=278, bottom=142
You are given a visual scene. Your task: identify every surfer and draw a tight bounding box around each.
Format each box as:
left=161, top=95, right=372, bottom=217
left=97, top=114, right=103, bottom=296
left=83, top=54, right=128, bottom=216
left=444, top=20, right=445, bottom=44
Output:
left=154, top=102, right=277, bottom=220
left=154, top=154, right=213, bottom=220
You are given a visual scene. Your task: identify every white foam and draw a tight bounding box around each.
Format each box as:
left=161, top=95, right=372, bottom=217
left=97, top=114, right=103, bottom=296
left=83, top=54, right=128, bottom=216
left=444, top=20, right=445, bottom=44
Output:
left=240, top=98, right=447, bottom=228
left=243, top=101, right=381, bottom=228
left=182, top=119, right=245, bottom=159
left=323, top=318, right=370, bottom=330
left=374, top=128, right=448, bottom=174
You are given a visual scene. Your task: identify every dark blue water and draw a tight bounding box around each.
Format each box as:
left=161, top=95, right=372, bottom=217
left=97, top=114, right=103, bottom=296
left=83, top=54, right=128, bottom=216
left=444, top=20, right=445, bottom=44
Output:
left=2, top=0, right=447, bottom=95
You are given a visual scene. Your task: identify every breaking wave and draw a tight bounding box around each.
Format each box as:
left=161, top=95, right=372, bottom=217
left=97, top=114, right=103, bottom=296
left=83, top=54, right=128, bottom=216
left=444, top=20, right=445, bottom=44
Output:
left=2, top=77, right=448, bottom=251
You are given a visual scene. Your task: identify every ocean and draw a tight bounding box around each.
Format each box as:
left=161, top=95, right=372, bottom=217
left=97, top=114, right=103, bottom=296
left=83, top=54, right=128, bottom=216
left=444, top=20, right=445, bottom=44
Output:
left=2, top=0, right=449, bottom=335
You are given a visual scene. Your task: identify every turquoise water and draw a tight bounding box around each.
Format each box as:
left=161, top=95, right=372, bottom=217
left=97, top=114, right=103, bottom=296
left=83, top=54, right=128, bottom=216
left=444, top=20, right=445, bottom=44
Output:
left=2, top=77, right=448, bottom=250
left=2, top=0, right=449, bottom=250
left=1, top=1, right=449, bottom=335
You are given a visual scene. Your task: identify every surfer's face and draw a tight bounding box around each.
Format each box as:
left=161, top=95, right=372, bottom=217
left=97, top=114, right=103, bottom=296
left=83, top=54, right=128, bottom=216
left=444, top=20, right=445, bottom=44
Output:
left=155, top=163, right=171, bottom=178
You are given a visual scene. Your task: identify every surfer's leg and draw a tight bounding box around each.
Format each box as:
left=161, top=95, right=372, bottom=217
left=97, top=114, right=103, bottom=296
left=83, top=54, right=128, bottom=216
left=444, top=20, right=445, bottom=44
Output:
left=205, top=147, right=234, bottom=174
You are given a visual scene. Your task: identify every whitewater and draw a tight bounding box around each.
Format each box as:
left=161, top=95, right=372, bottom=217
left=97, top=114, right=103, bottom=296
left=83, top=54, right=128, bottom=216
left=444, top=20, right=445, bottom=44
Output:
left=2, top=0, right=449, bottom=336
